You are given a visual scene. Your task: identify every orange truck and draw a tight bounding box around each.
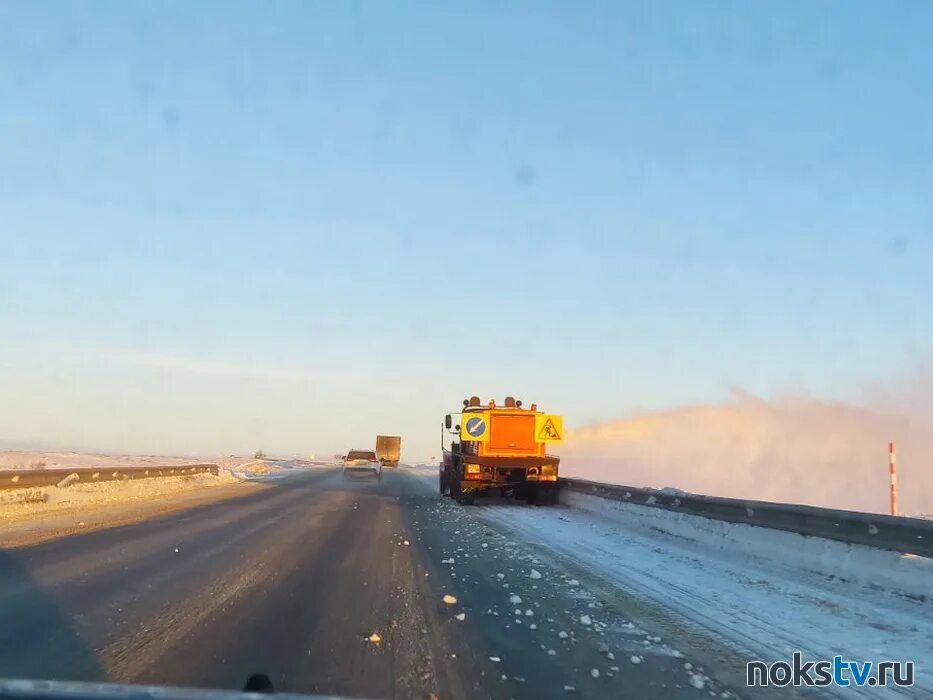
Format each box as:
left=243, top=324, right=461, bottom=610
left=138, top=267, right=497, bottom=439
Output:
left=439, top=396, right=563, bottom=505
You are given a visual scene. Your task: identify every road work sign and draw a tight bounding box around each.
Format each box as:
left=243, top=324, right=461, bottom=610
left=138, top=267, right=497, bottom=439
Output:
left=461, top=415, right=489, bottom=442
left=534, top=414, right=564, bottom=442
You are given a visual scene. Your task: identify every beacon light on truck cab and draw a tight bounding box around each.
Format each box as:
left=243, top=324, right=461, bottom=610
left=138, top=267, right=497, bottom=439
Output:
left=439, top=395, right=563, bottom=505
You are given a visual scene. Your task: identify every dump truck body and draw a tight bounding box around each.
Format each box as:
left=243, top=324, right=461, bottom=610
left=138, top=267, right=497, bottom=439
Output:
left=375, top=435, right=401, bottom=467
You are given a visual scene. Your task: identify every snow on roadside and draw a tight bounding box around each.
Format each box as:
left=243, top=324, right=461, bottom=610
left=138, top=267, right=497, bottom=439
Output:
left=226, top=459, right=321, bottom=482
left=477, top=493, right=933, bottom=698
left=0, top=472, right=241, bottom=523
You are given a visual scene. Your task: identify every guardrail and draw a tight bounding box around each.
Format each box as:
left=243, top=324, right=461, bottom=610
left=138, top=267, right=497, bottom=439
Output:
left=0, top=465, right=219, bottom=491
left=559, top=477, right=933, bottom=558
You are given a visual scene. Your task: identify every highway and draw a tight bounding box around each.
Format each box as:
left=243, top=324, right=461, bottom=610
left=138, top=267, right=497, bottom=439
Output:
left=0, top=467, right=747, bottom=700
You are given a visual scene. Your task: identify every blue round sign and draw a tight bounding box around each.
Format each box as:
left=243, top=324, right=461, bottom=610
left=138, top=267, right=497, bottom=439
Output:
left=465, top=416, right=487, bottom=438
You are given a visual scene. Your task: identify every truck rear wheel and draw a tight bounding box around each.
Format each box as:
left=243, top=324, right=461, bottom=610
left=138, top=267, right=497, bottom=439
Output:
left=439, top=467, right=448, bottom=496
left=527, top=484, right=557, bottom=506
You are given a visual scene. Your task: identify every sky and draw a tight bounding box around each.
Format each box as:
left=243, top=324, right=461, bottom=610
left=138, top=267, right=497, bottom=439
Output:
left=1, top=1, right=932, bottom=461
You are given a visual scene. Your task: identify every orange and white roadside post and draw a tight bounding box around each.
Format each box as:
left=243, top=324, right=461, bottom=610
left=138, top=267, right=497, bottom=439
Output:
left=889, top=441, right=898, bottom=517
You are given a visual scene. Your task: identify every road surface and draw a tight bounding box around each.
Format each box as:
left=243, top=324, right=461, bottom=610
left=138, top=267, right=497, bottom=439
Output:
left=0, top=468, right=752, bottom=699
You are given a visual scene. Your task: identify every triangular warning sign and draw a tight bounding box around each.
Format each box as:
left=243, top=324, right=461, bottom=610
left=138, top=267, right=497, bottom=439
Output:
left=538, top=418, right=561, bottom=441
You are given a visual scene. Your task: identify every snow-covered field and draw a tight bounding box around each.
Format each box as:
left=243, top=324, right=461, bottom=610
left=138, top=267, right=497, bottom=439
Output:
left=477, top=491, right=932, bottom=698
left=0, top=451, right=250, bottom=472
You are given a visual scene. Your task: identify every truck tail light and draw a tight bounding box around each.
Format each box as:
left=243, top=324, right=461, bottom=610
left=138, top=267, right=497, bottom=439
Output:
left=465, top=463, right=481, bottom=480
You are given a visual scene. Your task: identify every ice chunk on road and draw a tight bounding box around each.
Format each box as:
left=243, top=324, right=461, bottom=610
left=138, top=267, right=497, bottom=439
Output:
left=590, top=669, right=600, bottom=679
left=530, top=624, right=537, bottom=630
left=630, top=655, right=642, bottom=664
left=455, top=613, right=466, bottom=621
left=579, top=615, right=592, bottom=625
left=558, top=631, right=569, bottom=639
left=489, top=656, right=501, bottom=663
left=496, top=573, right=505, bottom=579
left=509, top=594, right=523, bottom=605
left=547, top=649, right=556, bottom=656
left=529, top=569, right=542, bottom=579
left=525, top=609, right=534, bottom=616
left=442, top=595, right=458, bottom=605
left=367, top=633, right=382, bottom=644
left=567, top=579, right=579, bottom=586
left=689, top=673, right=706, bottom=689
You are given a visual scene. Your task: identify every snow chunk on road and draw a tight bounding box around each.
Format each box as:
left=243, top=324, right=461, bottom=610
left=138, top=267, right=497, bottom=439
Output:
left=590, top=669, right=600, bottom=679
left=558, top=631, right=569, bottom=639
left=579, top=614, right=592, bottom=625
left=455, top=613, right=466, bottom=621
left=442, top=594, right=457, bottom=605
left=489, top=656, right=501, bottom=663
left=689, top=673, right=706, bottom=689
left=630, top=655, right=642, bottom=664
left=529, top=568, right=542, bottom=579
left=509, top=594, right=523, bottom=605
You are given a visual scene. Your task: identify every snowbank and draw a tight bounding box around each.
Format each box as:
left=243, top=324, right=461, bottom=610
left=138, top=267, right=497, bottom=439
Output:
left=0, top=472, right=240, bottom=523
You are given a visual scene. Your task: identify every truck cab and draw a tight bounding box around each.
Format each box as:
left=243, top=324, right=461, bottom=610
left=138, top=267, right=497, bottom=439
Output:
left=439, top=396, right=562, bottom=505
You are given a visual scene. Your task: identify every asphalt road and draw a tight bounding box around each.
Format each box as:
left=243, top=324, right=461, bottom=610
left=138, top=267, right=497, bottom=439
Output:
left=0, top=468, right=749, bottom=700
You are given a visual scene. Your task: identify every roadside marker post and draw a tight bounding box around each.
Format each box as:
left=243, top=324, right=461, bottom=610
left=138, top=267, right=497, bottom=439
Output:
left=889, top=441, right=898, bottom=517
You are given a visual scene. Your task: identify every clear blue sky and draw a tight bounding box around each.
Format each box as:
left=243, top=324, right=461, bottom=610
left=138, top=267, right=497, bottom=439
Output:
left=1, top=2, right=931, bottom=458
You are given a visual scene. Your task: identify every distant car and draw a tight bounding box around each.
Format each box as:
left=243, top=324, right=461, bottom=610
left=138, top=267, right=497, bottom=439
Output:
left=342, top=450, right=382, bottom=480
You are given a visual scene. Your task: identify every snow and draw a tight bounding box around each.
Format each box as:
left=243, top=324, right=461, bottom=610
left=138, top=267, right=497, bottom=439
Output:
left=529, top=568, right=542, bottom=579
left=0, top=472, right=241, bottom=524
left=477, top=491, right=933, bottom=696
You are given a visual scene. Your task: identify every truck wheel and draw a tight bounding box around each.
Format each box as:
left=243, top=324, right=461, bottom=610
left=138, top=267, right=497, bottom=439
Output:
left=439, top=468, right=448, bottom=496
left=456, top=489, right=475, bottom=506
left=525, top=485, right=539, bottom=505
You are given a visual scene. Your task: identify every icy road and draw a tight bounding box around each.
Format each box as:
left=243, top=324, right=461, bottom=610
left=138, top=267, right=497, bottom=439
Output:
left=0, top=467, right=928, bottom=699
